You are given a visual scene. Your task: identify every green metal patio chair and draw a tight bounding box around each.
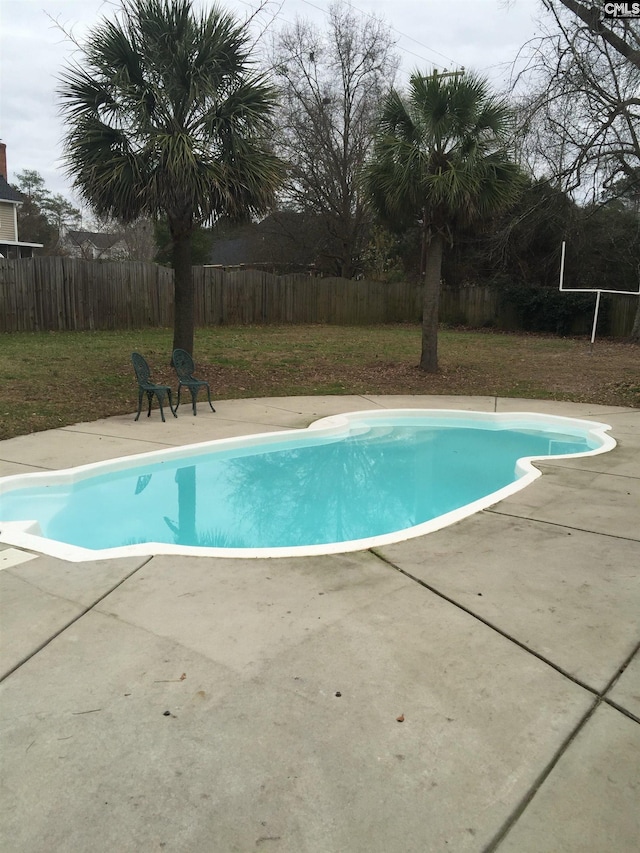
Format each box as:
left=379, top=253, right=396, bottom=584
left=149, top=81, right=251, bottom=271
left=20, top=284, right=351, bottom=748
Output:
left=172, top=348, right=216, bottom=415
left=131, top=352, right=177, bottom=422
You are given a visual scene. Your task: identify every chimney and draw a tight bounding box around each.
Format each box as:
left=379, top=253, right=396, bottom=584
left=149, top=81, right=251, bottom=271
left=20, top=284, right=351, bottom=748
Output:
left=0, top=142, right=6, bottom=180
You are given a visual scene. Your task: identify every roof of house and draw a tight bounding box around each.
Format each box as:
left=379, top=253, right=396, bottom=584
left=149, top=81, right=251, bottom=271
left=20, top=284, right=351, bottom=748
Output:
left=209, top=236, right=252, bottom=266
left=0, top=176, right=23, bottom=204
left=66, top=229, right=125, bottom=250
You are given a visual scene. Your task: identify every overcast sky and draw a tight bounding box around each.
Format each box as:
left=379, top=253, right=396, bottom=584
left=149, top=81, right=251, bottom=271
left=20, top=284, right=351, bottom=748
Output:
left=0, top=0, right=543, bottom=204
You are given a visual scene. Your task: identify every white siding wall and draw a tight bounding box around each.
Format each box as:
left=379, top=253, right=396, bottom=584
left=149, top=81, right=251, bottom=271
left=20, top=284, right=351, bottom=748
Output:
left=0, top=202, right=18, bottom=240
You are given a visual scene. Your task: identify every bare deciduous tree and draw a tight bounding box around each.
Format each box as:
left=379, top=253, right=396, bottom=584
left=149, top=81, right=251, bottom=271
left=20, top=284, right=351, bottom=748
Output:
left=271, top=1, right=398, bottom=278
left=517, top=3, right=639, bottom=198
left=514, top=1, right=640, bottom=339
left=551, top=0, right=640, bottom=69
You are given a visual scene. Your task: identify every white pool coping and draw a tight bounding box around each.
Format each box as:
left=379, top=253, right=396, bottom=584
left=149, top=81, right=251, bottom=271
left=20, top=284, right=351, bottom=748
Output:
left=0, top=409, right=616, bottom=562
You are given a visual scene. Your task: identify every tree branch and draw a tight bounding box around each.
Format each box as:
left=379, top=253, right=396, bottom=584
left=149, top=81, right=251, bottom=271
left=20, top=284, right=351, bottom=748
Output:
left=550, top=0, right=640, bottom=68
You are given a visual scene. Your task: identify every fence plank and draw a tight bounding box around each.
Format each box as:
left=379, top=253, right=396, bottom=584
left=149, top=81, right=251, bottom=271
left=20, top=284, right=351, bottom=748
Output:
left=0, top=257, right=637, bottom=336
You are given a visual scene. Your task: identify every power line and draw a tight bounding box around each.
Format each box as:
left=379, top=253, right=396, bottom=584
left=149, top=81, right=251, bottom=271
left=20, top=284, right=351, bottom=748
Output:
left=240, top=0, right=463, bottom=78
left=296, top=0, right=464, bottom=75
left=339, top=0, right=462, bottom=66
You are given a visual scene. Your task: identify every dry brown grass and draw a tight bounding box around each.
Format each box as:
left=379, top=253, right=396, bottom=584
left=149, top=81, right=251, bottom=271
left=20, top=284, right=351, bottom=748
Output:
left=1, top=325, right=638, bottom=440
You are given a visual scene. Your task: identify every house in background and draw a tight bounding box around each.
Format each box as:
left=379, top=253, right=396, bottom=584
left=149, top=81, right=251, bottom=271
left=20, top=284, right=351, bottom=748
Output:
left=207, top=212, right=331, bottom=275
left=0, top=142, right=43, bottom=259
left=59, top=226, right=129, bottom=260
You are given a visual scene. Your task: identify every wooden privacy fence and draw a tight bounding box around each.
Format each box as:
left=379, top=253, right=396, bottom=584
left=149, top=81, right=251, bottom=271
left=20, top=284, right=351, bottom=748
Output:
left=0, top=258, right=421, bottom=331
left=0, top=257, right=175, bottom=332
left=0, top=257, right=637, bottom=336
left=192, top=267, right=422, bottom=326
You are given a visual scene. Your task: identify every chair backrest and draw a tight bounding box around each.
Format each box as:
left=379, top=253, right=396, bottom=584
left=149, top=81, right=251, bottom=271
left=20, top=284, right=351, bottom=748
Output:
left=172, top=348, right=195, bottom=380
left=131, top=352, right=152, bottom=384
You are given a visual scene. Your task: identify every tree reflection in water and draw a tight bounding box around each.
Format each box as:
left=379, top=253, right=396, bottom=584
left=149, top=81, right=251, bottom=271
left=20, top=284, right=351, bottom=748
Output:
left=217, top=427, right=436, bottom=547
left=164, top=425, right=591, bottom=549
left=164, top=464, right=248, bottom=548
left=16, top=418, right=593, bottom=551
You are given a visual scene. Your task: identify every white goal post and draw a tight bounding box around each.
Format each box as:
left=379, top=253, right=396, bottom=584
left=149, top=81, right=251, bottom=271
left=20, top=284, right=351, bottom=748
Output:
left=558, top=241, right=640, bottom=348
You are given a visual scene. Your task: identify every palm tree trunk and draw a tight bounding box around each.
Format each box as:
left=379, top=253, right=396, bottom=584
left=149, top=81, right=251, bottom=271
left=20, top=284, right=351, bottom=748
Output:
left=172, top=227, right=194, bottom=356
left=630, top=299, right=640, bottom=343
left=420, top=230, right=443, bottom=372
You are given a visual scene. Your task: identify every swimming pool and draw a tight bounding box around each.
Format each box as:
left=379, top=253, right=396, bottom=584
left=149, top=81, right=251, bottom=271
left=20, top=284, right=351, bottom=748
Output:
left=0, top=409, right=615, bottom=562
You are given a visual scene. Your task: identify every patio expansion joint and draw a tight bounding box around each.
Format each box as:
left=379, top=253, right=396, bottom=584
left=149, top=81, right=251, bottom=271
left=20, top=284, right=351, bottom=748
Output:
left=0, top=456, right=57, bottom=471
left=0, top=556, right=153, bottom=685
left=604, top=696, right=640, bottom=725
left=369, top=548, right=605, bottom=699
left=536, top=461, right=640, bottom=480
left=368, top=550, right=640, bottom=849
left=357, top=394, right=408, bottom=408
left=482, top=698, right=602, bottom=852
left=601, top=639, right=640, bottom=725
left=486, top=656, right=640, bottom=852
left=484, top=508, right=640, bottom=543
left=60, top=426, right=177, bottom=448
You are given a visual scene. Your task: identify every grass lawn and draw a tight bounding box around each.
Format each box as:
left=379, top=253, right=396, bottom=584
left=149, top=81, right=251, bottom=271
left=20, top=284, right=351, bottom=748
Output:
left=0, top=324, right=638, bottom=440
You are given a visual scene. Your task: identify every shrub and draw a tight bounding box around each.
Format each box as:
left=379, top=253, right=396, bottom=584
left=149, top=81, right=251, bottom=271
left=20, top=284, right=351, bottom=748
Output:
left=492, top=278, right=601, bottom=336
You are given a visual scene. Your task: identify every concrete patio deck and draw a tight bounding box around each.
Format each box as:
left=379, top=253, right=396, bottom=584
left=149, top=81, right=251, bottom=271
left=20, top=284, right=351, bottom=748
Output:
left=1, top=395, right=638, bottom=853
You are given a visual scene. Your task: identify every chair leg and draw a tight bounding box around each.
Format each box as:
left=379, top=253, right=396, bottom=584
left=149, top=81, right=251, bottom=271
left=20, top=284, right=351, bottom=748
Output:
left=176, top=385, right=182, bottom=412
left=135, top=389, right=144, bottom=421
left=205, top=383, right=216, bottom=413
left=168, top=389, right=178, bottom=418
left=190, top=387, right=198, bottom=416
left=156, top=391, right=166, bottom=423
left=146, top=391, right=153, bottom=418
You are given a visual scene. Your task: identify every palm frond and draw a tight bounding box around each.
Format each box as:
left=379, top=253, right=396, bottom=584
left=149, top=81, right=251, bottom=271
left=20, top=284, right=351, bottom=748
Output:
left=364, top=70, right=524, bottom=234
left=58, top=0, right=283, bottom=227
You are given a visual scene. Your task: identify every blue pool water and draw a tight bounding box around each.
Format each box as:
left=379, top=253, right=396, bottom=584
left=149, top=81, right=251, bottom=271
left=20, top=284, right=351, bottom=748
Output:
left=0, top=410, right=614, bottom=559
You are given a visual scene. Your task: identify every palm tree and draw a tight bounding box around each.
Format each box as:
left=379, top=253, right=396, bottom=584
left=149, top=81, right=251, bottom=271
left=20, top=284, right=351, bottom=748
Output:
left=364, top=72, right=524, bottom=371
left=59, top=0, right=282, bottom=356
